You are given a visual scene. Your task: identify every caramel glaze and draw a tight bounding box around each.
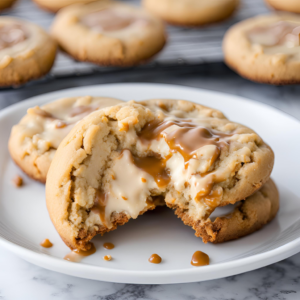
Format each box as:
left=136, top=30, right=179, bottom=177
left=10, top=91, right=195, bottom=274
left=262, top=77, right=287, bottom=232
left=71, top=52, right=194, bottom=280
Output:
left=91, top=190, right=108, bottom=227
left=40, top=239, right=53, bottom=248
left=148, top=254, right=162, bottom=264
left=69, top=105, right=96, bottom=117
left=248, top=21, right=300, bottom=47
left=191, top=251, right=209, bottom=266
left=64, top=243, right=96, bottom=263
left=138, top=119, right=231, bottom=167
left=81, top=9, right=144, bottom=32
left=0, top=24, right=28, bottom=50
left=138, top=119, right=232, bottom=213
left=103, top=242, right=115, bottom=250
left=32, top=105, right=97, bottom=125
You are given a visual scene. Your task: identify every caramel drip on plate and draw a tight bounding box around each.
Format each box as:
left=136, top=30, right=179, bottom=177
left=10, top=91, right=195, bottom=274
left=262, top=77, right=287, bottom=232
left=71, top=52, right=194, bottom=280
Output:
left=0, top=24, right=28, bottom=50
left=64, top=243, right=96, bottom=263
left=148, top=254, right=162, bottom=264
left=191, top=251, right=209, bottom=266
left=103, top=242, right=115, bottom=250
left=40, top=239, right=53, bottom=248
left=138, top=119, right=231, bottom=166
left=103, top=255, right=112, bottom=261
left=132, top=154, right=171, bottom=188
left=12, top=175, right=23, bottom=187
left=91, top=190, right=108, bottom=226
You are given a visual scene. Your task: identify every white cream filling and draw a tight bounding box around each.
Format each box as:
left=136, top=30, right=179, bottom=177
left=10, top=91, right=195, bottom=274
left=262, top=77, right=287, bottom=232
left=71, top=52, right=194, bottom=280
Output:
left=86, top=149, right=158, bottom=228
left=20, top=97, right=122, bottom=154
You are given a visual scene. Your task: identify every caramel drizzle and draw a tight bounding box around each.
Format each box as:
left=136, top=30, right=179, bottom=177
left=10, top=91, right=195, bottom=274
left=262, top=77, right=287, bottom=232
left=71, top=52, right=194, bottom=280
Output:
left=91, top=190, right=108, bottom=226
left=31, top=105, right=98, bottom=128
left=247, top=21, right=300, bottom=47
left=0, top=24, right=28, bottom=50
left=64, top=243, right=96, bottom=263
left=191, top=251, right=209, bottom=266
left=81, top=9, right=147, bottom=32
left=132, top=154, right=171, bottom=189
left=138, top=119, right=231, bottom=167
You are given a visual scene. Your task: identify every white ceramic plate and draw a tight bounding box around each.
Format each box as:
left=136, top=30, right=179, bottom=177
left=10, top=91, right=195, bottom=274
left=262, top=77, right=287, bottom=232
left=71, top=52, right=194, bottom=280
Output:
left=0, top=83, right=300, bottom=284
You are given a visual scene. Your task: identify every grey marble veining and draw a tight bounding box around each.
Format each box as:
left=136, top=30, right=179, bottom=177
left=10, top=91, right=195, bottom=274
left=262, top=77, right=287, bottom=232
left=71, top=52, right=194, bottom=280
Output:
left=0, top=63, right=300, bottom=300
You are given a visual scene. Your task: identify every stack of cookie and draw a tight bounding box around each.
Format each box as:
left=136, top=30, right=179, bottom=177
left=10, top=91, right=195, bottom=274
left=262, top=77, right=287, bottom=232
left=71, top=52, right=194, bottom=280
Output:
left=9, top=97, right=278, bottom=251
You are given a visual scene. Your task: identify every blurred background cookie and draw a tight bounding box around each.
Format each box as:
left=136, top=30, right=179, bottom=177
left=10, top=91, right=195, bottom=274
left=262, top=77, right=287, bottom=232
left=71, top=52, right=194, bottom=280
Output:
left=9, top=96, right=123, bottom=183
left=142, top=0, right=239, bottom=26
left=33, top=0, right=97, bottom=13
left=0, top=17, right=56, bottom=87
left=223, top=14, right=300, bottom=85
left=0, top=0, right=17, bottom=12
left=51, top=0, right=166, bottom=66
left=265, top=0, right=300, bottom=14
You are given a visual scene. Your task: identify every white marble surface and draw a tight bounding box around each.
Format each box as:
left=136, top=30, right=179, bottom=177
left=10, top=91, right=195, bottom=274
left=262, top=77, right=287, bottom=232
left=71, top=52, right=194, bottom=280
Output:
left=1, top=64, right=300, bottom=299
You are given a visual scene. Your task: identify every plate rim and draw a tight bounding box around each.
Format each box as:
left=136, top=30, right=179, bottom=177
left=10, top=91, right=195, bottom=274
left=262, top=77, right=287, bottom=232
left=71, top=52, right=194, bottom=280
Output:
left=1, top=82, right=300, bottom=284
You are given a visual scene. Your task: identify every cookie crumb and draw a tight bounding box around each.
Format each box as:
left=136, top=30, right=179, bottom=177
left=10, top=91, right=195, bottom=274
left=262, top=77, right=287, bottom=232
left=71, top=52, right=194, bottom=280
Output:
left=12, top=175, right=23, bottom=187
left=103, top=255, right=112, bottom=261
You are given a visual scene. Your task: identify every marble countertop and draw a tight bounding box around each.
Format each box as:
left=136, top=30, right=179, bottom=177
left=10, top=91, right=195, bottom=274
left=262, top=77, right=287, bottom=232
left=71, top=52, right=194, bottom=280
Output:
left=1, top=63, right=300, bottom=299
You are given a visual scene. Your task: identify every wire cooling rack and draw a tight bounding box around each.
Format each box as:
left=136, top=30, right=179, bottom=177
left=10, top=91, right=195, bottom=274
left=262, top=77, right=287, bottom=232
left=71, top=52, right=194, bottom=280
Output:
left=3, top=0, right=269, bottom=77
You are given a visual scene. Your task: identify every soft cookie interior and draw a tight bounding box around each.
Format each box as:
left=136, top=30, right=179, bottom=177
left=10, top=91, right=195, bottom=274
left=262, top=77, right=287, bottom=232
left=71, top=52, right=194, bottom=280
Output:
left=46, top=100, right=274, bottom=250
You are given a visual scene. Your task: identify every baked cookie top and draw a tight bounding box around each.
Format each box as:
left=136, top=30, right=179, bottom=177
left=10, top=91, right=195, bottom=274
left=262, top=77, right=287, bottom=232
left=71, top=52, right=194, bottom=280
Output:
left=225, top=14, right=300, bottom=62
left=143, top=0, right=239, bottom=26
left=9, top=96, right=122, bottom=182
left=50, top=0, right=166, bottom=66
left=223, top=14, right=300, bottom=84
left=0, top=0, right=17, bottom=12
left=0, top=17, right=54, bottom=67
left=46, top=99, right=274, bottom=250
left=265, top=0, right=300, bottom=14
left=33, top=0, right=96, bottom=12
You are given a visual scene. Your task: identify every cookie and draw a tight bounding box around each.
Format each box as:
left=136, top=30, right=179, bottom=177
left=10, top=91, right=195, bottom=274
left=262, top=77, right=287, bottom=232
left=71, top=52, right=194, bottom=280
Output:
left=33, top=0, right=96, bottom=13
left=265, top=0, right=300, bottom=14
left=142, top=0, right=239, bottom=27
left=9, top=96, right=123, bottom=183
left=50, top=0, right=166, bottom=67
left=0, top=0, right=17, bottom=12
left=170, top=178, right=279, bottom=243
left=0, top=17, right=57, bottom=87
left=223, top=14, right=300, bottom=85
left=46, top=100, right=273, bottom=251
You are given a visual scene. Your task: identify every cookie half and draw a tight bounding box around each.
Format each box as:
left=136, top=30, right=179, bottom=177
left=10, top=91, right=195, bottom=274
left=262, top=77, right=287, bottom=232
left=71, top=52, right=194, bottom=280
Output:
left=223, top=14, right=300, bottom=85
left=170, top=178, right=279, bottom=243
left=46, top=100, right=273, bottom=250
left=51, top=0, right=166, bottom=66
left=9, top=96, right=123, bottom=183
left=143, top=0, right=239, bottom=27
left=0, top=0, right=17, bottom=12
left=0, top=17, right=57, bottom=87
left=33, top=0, right=96, bottom=13
left=265, top=0, right=300, bottom=14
